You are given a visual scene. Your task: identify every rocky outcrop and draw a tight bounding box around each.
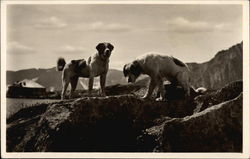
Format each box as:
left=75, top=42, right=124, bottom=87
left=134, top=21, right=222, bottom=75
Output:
left=193, top=80, right=242, bottom=113
left=144, top=93, right=242, bottom=152
left=188, top=42, right=243, bottom=89
left=7, top=95, right=195, bottom=152
left=140, top=81, right=243, bottom=152
left=7, top=81, right=243, bottom=152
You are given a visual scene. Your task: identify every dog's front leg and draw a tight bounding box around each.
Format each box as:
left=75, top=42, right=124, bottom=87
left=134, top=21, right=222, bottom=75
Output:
left=177, top=71, right=190, bottom=99
left=69, top=76, right=78, bottom=99
left=156, top=78, right=166, bottom=101
left=88, top=75, right=94, bottom=96
left=61, top=80, right=69, bottom=100
left=100, top=73, right=107, bottom=96
left=142, top=78, right=156, bottom=99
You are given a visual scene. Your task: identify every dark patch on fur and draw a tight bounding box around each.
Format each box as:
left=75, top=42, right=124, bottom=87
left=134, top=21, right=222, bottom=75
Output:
left=123, top=61, right=143, bottom=78
left=71, top=59, right=87, bottom=73
left=107, top=43, right=114, bottom=51
left=96, top=43, right=105, bottom=53
left=172, top=57, right=186, bottom=67
left=131, top=61, right=142, bottom=77
left=78, top=60, right=87, bottom=69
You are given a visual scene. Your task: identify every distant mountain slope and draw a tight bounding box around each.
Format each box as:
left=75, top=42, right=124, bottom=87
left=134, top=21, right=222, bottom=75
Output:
left=7, top=68, right=126, bottom=91
left=6, top=42, right=242, bottom=90
left=188, top=42, right=243, bottom=89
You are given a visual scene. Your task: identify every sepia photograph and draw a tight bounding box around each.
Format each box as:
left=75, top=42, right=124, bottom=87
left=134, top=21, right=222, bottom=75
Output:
left=1, top=0, right=249, bottom=158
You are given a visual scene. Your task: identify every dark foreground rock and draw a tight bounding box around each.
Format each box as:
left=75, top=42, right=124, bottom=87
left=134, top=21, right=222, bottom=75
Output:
left=144, top=93, right=242, bottom=152
left=7, top=95, right=195, bottom=152
left=7, top=81, right=243, bottom=152
left=193, top=80, right=242, bottom=113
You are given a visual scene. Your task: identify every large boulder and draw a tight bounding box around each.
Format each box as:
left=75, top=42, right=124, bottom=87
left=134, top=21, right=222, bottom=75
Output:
left=7, top=94, right=195, bottom=152
left=144, top=93, right=242, bottom=152
left=193, top=80, right=242, bottom=113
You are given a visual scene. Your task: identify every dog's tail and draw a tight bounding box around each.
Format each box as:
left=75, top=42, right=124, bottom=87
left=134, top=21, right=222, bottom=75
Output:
left=171, top=56, right=190, bottom=71
left=57, top=57, right=66, bottom=71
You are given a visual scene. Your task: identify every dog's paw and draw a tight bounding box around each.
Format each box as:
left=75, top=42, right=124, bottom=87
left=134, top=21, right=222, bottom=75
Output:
left=142, top=95, right=150, bottom=100
left=88, top=92, right=93, bottom=97
left=155, top=97, right=166, bottom=102
left=61, top=95, right=65, bottom=100
left=100, top=93, right=106, bottom=97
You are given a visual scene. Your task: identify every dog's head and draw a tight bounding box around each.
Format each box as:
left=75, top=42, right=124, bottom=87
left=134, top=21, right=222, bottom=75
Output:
left=96, top=42, right=114, bottom=60
left=123, top=61, right=142, bottom=83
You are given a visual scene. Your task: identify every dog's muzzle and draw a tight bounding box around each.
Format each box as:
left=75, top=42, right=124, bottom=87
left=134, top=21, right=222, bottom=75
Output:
left=128, top=78, right=132, bottom=83
left=104, top=49, right=111, bottom=57
left=128, top=77, right=135, bottom=83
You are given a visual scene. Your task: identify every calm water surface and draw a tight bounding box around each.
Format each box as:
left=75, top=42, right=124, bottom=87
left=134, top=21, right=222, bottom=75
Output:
left=6, top=98, right=60, bottom=119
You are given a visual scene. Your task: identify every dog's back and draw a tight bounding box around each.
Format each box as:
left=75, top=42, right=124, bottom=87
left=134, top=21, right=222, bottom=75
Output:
left=136, top=53, right=189, bottom=76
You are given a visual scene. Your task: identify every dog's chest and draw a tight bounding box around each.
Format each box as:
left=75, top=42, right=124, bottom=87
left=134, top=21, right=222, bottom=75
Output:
left=97, top=63, right=108, bottom=74
left=91, top=60, right=109, bottom=77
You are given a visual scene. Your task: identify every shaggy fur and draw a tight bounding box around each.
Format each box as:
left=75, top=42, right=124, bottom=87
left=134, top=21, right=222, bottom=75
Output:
left=123, top=53, right=190, bottom=101
left=57, top=42, right=114, bottom=100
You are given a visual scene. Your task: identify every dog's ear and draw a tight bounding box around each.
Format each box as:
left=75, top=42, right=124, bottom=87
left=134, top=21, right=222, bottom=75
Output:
left=96, top=43, right=105, bottom=52
left=131, top=61, right=142, bottom=77
left=123, top=64, right=129, bottom=77
left=108, top=43, right=114, bottom=51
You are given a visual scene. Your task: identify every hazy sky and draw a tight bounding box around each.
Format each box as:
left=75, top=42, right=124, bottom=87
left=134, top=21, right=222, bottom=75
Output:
left=6, top=4, right=242, bottom=71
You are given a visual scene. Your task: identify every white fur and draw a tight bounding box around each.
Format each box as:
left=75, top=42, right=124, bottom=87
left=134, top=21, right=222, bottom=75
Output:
left=58, top=43, right=113, bottom=100
left=126, top=53, right=190, bottom=101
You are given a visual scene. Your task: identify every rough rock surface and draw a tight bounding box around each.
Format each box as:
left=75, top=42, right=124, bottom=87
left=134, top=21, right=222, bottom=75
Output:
left=141, top=81, right=243, bottom=152
left=7, top=81, right=243, bottom=152
left=144, top=93, right=242, bottom=152
left=7, top=94, right=195, bottom=152
left=193, top=80, right=242, bottom=113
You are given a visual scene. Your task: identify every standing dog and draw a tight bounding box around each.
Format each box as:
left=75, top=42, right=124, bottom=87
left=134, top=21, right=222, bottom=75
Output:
left=123, top=53, right=190, bottom=101
left=57, top=42, right=114, bottom=100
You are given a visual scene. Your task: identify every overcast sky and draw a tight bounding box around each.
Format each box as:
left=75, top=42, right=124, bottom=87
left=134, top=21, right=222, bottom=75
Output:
left=6, top=4, right=242, bottom=71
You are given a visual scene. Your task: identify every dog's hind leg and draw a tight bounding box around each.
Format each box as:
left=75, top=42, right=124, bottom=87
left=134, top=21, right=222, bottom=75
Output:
left=61, top=69, right=70, bottom=100
left=142, top=77, right=156, bottom=99
left=69, top=76, right=78, bottom=99
left=61, top=80, right=69, bottom=100
left=177, top=72, right=190, bottom=98
left=156, top=77, right=166, bottom=101
left=100, top=73, right=107, bottom=96
left=88, top=76, right=94, bottom=96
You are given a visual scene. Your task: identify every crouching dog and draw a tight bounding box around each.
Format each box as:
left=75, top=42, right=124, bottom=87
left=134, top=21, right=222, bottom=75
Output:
left=57, top=42, right=114, bottom=100
left=123, top=53, right=191, bottom=101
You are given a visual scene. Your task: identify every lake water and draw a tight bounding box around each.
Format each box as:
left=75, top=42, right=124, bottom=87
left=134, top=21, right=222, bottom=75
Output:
left=6, top=98, right=60, bottom=119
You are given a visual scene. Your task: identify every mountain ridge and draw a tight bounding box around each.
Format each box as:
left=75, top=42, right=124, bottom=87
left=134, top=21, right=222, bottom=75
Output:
left=6, top=42, right=243, bottom=90
left=187, top=42, right=242, bottom=89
